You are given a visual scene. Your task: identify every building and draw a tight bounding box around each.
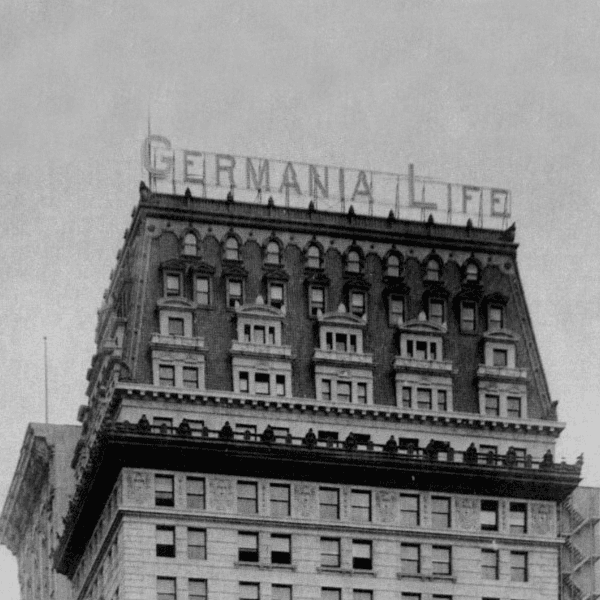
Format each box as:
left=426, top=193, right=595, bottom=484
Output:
left=3, top=172, right=583, bottom=600
left=560, top=486, right=600, bottom=600
left=0, top=423, right=80, bottom=600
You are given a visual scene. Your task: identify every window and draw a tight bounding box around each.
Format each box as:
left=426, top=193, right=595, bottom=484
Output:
left=319, top=487, right=340, bottom=520
left=350, top=291, right=366, bottom=317
left=270, top=484, right=290, bottom=517
left=337, top=381, right=351, bottom=403
left=432, top=546, right=452, bottom=576
left=183, top=232, right=197, bottom=256
left=155, top=475, right=174, bottom=507
left=195, top=276, right=210, bottom=305
left=239, top=372, right=249, bottom=393
left=272, top=586, right=292, bottom=600
left=352, top=540, right=372, bottom=570
left=465, top=262, right=479, bottom=281
left=271, top=534, right=291, bottom=564
left=307, top=245, right=321, bottom=269
left=238, top=532, right=259, bottom=562
left=488, top=305, right=504, bottom=330
left=238, top=482, right=258, bottom=514
left=159, top=365, right=175, bottom=387
left=347, top=250, right=361, bottom=273
left=481, top=549, right=499, bottom=579
left=322, top=590, right=341, bottom=600
left=168, top=317, right=185, bottom=336
left=275, top=375, right=286, bottom=397
left=157, top=577, right=176, bottom=600
left=426, top=259, right=441, bottom=281
left=402, top=595, right=421, bottom=600
left=406, top=339, right=439, bottom=361
left=165, top=273, right=182, bottom=297
left=269, top=283, right=284, bottom=309
left=417, top=388, right=432, bottom=410
left=225, top=237, right=240, bottom=261
left=510, top=503, right=527, bottom=534
left=402, top=387, right=412, bottom=408
left=309, top=286, right=325, bottom=316
left=492, top=348, right=508, bottom=367
left=156, top=526, right=175, bottom=558
left=481, top=500, right=499, bottom=531
left=255, top=373, right=270, bottom=395
left=265, top=241, right=281, bottom=265
left=320, top=538, right=341, bottom=567
left=227, top=279, right=244, bottom=308
left=460, top=301, right=476, bottom=332
left=356, top=383, right=367, bottom=404
left=354, top=592, right=372, bottom=600
left=401, top=543, right=420, bottom=574
left=428, top=299, right=444, bottom=325
left=182, top=367, right=199, bottom=389
left=189, top=580, right=207, bottom=600
left=401, top=494, right=420, bottom=526
left=432, top=596, right=452, bottom=600
left=511, top=551, right=528, bottom=581
left=185, top=528, right=207, bottom=560
left=507, top=396, right=522, bottom=418
left=389, top=295, right=404, bottom=326
left=386, top=254, right=401, bottom=277
left=432, top=496, right=451, bottom=528
left=187, top=477, right=205, bottom=509
left=239, top=583, right=260, bottom=600
left=322, top=379, right=332, bottom=401
left=484, top=395, right=500, bottom=417
left=437, top=390, right=448, bottom=411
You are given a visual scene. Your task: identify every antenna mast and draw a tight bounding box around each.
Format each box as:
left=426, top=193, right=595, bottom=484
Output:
left=44, top=336, right=49, bottom=424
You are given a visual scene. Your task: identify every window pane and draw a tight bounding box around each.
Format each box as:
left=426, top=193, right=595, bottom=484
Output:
left=489, top=305, right=504, bottom=329
left=269, top=284, right=284, bottom=307
left=347, top=251, right=360, bottom=272
left=239, top=583, right=260, bottom=600
left=159, top=365, right=175, bottom=387
left=238, top=532, right=259, bottom=562
left=429, top=300, right=444, bottom=324
left=417, top=388, right=432, bottom=410
left=266, top=241, right=280, bottom=264
left=196, top=277, right=210, bottom=305
left=322, top=590, right=341, bottom=600
left=356, top=383, right=367, bottom=405
left=238, top=482, right=258, bottom=514
left=401, top=544, right=420, bottom=574
left=337, top=382, right=351, bottom=403
left=319, top=488, right=339, bottom=520
left=402, top=387, right=412, bottom=408
left=168, top=317, right=185, bottom=336
left=389, top=296, right=404, bottom=325
left=484, top=395, right=500, bottom=416
left=225, top=237, right=239, bottom=260
left=431, top=497, right=451, bottom=528
left=228, top=280, right=243, bottom=307
left=481, top=500, right=498, bottom=531
left=182, top=367, right=199, bottom=389
left=437, top=390, right=448, bottom=411
left=461, top=303, right=476, bottom=331
left=352, top=540, right=372, bottom=569
left=432, top=546, right=451, bottom=575
left=492, top=349, right=508, bottom=367
left=322, top=379, right=332, bottom=401
left=270, top=484, right=290, bottom=516
left=307, top=245, right=321, bottom=268
left=189, top=579, right=207, bottom=600
left=507, top=396, right=522, bottom=418
left=156, top=526, right=175, bottom=557
left=320, top=538, right=341, bottom=567
left=310, top=286, right=325, bottom=315
left=166, top=274, right=181, bottom=296
left=188, top=529, right=206, bottom=560
left=401, top=494, right=420, bottom=526
left=271, top=534, right=291, bottom=564
left=155, top=475, right=174, bottom=507
left=187, top=477, right=205, bottom=509
left=510, top=502, right=527, bottom=534
left=350, top=292, right=365, bottom=316
left=387, top=254, right=400, bottom=277
left=482, top=549, right=499, bottom=579
left=354, top=592, right=372, bottom=600
left=272, top=586, right=292, bottom=600
left=157, top=577, right=176, bottom=600
left=511, top=551, right=528, bottom=581
left=255, top=373, right=270, bottom=395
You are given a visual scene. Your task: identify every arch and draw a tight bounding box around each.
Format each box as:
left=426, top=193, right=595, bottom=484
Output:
left=263, top=237, right=283, bottom=266
left=223, top=234, right=241, bottom=261
left=182, top=231, right=198, bottom=257
left=384, top=250, right=403, bottom=278
left=423, top=252, right=443, bottom=282
left=462, top=256, right=482, bottom=283
left=305, top=243, right=322, bottom=269
left=344, top=244, right=364, bottom=274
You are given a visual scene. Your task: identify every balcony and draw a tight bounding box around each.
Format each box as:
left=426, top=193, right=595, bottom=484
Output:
left=150, top=333, right=205, bottom=352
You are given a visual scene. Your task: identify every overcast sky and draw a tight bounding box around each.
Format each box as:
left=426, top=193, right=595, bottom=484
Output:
left=1, top=1, right=600, bottom=595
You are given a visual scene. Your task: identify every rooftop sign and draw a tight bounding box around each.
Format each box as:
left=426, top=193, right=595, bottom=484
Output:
left=142, top=136, right=511, bottom=229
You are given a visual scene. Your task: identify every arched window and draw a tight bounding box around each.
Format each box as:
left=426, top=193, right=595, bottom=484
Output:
left=225, top=237, right=239, bottom=261
left=306, top=245, right=321, bottom=269
left=465, top=262, right=479, bottom=282
left=386, top=254, right=401, bottom=278
left=346, top=250, right=361, bottom=273
left=183, top=233, right=197, bottom=256
left=426, top=259, right=441, bottom=281
left=265, top=241, right=280, bottom=265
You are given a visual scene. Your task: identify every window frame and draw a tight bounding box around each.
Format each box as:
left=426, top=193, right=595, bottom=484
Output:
left=238, top=531, right=259, bottom=563
left=188, top=579, right=208, bottom=600
left=183, top=232, right=198, bottom=256
left=352, top=539, right=373, bottom=570
left=271, top=533, right=292, bottom=565
left=306, top=244, right=321, bottom=269
left=460, top=300, right=477, bottom=332
left=186, top=477, right=206, bottom=509
left=165, top=272, right=183, bottom=298
left=388, top=294, right=405, bottom=326
left=155, top=475, right=174, bottom=507
left=187, top=528, right=207, bottom=560
left=227, top=278, right=244, bottom=309
left=237, top=481, right=258, bottom=515
left=400, top=494, right=420, bottom=527
left=156, top=525, right=176, bottom=558
left=432, top=545, right=452, bottom=576
left=481, top=500, right=499, bottom=531
left=270, top=484, right=291, bottom=517
left=195, top=276, right=211, bottom=306
left=157, top=576, right=177, bottom=600
left=309, top=285, right=325, bottom=316
left=510, top=551, right=528, bottom=582
left=401, top=543, right=421, bottom=575
left=481, top=548, right=499, bottom=580
left=319, top=487, right=340, bottom=520
left=431, top=496, right=451, bottom=529
left=320, top=537, right=341, bottom=568
left=224, top=236, right=240, bottom=261
left=265, top=240, right=281, bottom=265
left=509, top=502, right=527, bottom=534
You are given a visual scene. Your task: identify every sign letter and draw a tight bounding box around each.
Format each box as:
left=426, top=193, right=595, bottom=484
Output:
left=309, top=165, right=329, bottom=199
left=279, top=162, right=302, bottom=196
left=350, top=171, right=374, bottom=204
left=216, top=154, right=236, bottom=188
left=183, top=150, right=204, bottom=183
left=462, top=186, right=480, bottom=213
left=141, top=135, right=173, bottom=178
left=246, top=158, right=271, bottom=192
left=490, top=188, right=509, bottom=216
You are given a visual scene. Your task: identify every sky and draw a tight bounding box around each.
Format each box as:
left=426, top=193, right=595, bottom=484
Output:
left=1, top=0, right=600, bottom=595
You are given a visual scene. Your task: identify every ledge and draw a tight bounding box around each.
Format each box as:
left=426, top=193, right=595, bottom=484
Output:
left=396, top=573, right=456, bottom=582
left=234, top=561, right=296, bottom=571
left=231, top=341, right=292, bottom=359
left=394, top=357, right=454, bottom=375
left=314, top=349, right=374, bottom=366
left=150, top=334, right=206, bottom=351
left=477, top=365, right=528, bottom=381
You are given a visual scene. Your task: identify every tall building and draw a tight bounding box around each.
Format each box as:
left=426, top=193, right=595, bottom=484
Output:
left=3, top=171, right=583, bottom=600
left=0, top=423, right=80, bottom=600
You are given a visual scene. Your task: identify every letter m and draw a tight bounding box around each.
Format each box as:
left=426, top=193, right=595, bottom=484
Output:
left=246, top=158, right=271, bottom=192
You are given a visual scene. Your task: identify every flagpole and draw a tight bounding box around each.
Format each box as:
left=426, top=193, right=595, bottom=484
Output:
left=44, top=337, right=49, bottom=424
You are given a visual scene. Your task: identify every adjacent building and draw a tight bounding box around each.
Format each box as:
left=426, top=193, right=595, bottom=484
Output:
left=2, top=179, right=583, bottom=600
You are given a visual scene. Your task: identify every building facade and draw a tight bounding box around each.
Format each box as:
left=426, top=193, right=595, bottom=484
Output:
left=4, top=182, right=583, bottom=600
left=0, top=423, right=80, bottom=600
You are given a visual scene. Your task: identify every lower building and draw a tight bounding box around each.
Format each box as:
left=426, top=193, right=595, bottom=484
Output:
left=0, top=423, right=80, bottom=600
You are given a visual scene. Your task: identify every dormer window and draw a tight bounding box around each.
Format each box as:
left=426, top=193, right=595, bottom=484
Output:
left=426, top=259, right=441, bottom=281
left=406, top=340, right=438, bottom=361
left=428, top=299, right=444, bottom=325
left=167, top=317, right=184, bottom=336
left=225, top=237, right=240, bottom=261
left=350, top=291, right=366, bottom=317
left=309, top=286, right=325, bottom=316
left=388, top=295, right=405, bottom=326
left=460, top=301, right=477, bottom=332
left=165, top=273, right=182, bottom=297
left=307, top=245, right=321, bottom=269
left=265, top=241, right=281, bottom=266
left=326, top=332, right=358, bottom=353
left=346, top=250, right=361, bottom=273
left=227, top=279, right=244, bottom=308
left=243, top=324, right=277, bottom=345
left=492, top=348, right=508, bottom=367
left=464, top=262, right=479, bottom=282
left=183, top=233, right=198, bottom=256
left=386, top=254, right=401, bottom=278
left=488, top=305, right=504, bottom=330
left=195, top=276, right=210, bottom=306
left=268, top=283, right=285, bottom=309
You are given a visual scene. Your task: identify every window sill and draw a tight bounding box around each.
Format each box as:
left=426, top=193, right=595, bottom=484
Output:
left=396, top=573, right=456, bottom=582
left=234, top=561, right=296, bottom=571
